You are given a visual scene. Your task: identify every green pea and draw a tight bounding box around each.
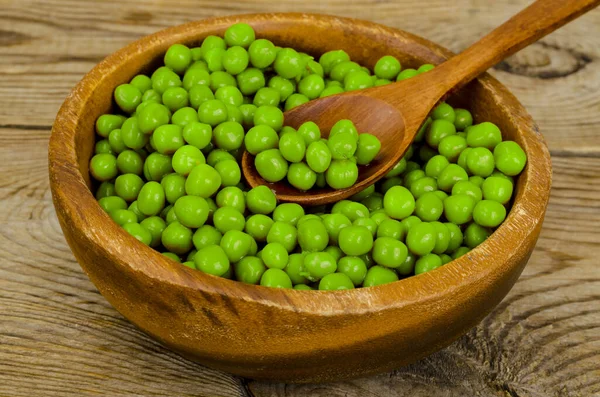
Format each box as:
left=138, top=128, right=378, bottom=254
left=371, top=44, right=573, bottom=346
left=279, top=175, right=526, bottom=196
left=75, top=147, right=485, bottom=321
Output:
left=337, top=226, right=372, bottom=256
left=260, top=268, right=292, bottom=288
left=171, top=107, right=199, bottom=128
left=467, top=147, right=495, bottom=177
left=331, top=200, right=369, bottom=221
left=335, top=256, right=366, bottom=286
left=198, top=99, right=228, bottom=126
left=372, top=237, right=408, bottom=269
left=130, top=74, right=152, bottom=94
left=287, top=162, right=317, bottom=190
left=430, top=221, right=450, bottom=254
left=400, top=215, right=421, bottom=232
left=242, top=186, right=274, bottom=215
left=444, top=194, right=475, bottom=225
left=467, top=122, right=502, bottom=150
left=185, top=164, right=221, bottom=198
left=350, top=185, right=376, bottom=202
left=253, top=105, right=284, bottom=131
left=406, top=222, right=437, bottom=256
left=396, top=251, right=416, bottom=276
left=122, top=223, right=152, bottom=245
left=295, top=218, right=328, bottom=252
left=206, top=149, right=236, bottom=166
left=138, top=216, right=165, bottom=247
left=183, top=68, right=210, bottom=91
left=213, top=206, right=245, bottom=233
left=305, top=140, right=332, bottom=173
left=137, top=103, right=170, bottom=135
left=94, top=140, right=112, bottom=155
left=319, top=50, right=350, bottom=74
left=363, top=265, right=398, bottom=287
left=232, top=256, right=264, bottom=284
left=330, top=61, right=361, bottom=82
left=237, top=68, right=265, bottom=95
left=96, top=114, right=125, bottom=138
left=469, top=176, right=485, bottom=188
left=194, top=245, right=230, bottom=276
left=271, top=203, right=304, bottom=226
left=274, top=48, right=303, bottom=79
left=452, top=181, right=483, bottom=202
left=356, top=134, right=381, bottom=165
left=268, top=76, right=295, bottom=101
left=114, top=173, right=144, bottom=202
left=90, top=153, right=118, bottom=181
left=211, top=159, right=240, bottom=187
left=376, top=219, right=404, bottom=240
left=216, top=186, right=245, bottom=214
left=192, top=225, right=222, bottom=250
left=98, top=196, right=127, bottom=213
left=374, top=55, right=401, bottom=80
left=302, top=252, right=337, bottom=282
left=244, top=125, right=278, bottom=155
left=279, top=131, right=306, bottom=163
left=255, top=149, right=288, bottom=182
left=473, top=199, right=507, bottom=228
left=431, top=102, right=456, bottom=123
left=396, top=68, right=418, bottom=81
left=162, top=87, right=189, bottom=112
left=462, top=222, right=491, bottom=248
left=298, top=74, right=325, bottom=99
left=403, top=169, right=425, bottom=190
left=415, top=253, right=443, bottom=274
left=426, top=119, right=456, bottom=148
left=189, top=85, right=215, bottom=110
left=164, top=44, right=191, bottom=74
left=482, top=176, right=513, bottom=204
left=438, top=135, right=467, bottom=162
left=415, top=192, right=444, bottom=222
left=326, top=160, right=358, bottom=190
left=284, top=93, right=310, bottom=110
left=96, top=181, right=116, bottom=200
left=109, top=209, right=137, bottom=226
left=141, top=89, right=161, bottom=104
left=172, top=145, right=205, bottom=176
left=418, top=144, right=437, bottom=163
left=438, top=164, right=469, bottom=192
left=385, top=158, right=407, bottom=179
left=151, top=66, right=182, bottom=95
left=452, top=246, right=471, bottom=259
left=454, top=108, right=473, bottom=130
left=153, top=124, right=184, bottom=155
left=383, top=186, right=415, bottom=220
left=224, top=23, right=255, bottom=48
left=266, top=221, right=297, bottom=253
left=137, top=181, right=165, bottom=216
left=160, top=221, right=192, bottom=254
left=143, top=153, right=173, bottom=181
left=245, top=214, right=274, bottom=242
left=162, top=252, right=181, bottom=262
left=317, top=273, right=353, bottom=290
left=410, top=176, right=438, bottom=199
left=493, top=141, right=527, bottom=176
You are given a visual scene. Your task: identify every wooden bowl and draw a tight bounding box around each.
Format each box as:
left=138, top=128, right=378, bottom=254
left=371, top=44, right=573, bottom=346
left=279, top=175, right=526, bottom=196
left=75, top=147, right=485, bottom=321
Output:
left=48, top=13, right=552, bottom=383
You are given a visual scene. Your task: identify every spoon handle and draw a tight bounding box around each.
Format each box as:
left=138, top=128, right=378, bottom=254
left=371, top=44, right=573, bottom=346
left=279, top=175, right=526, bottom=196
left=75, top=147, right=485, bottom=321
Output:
left=438, top=0, right=600, bottom=92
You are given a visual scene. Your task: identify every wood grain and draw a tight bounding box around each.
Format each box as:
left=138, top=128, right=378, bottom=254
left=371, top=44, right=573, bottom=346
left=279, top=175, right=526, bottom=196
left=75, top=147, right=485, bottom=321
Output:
left=1, top=0, right=599, bottom=395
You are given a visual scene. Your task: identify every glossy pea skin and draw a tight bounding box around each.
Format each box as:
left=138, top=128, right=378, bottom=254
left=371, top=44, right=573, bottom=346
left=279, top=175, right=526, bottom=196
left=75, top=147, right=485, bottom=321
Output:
left=469, top=176, right=485, bottom=188
left=182, top=68, right=210, bottom=91
left=415, top=192, right=444, bottom=222
left=253, top=87, right=280, bottom=107
left=253, top=105, right=284, bottom=131
left=356, top=133, right=381, bottom=165
left=260, top=268, right=292, bottom=288
left=431, top=102, right=456, bottom=123
left=219, top=230, right=252, bottom=263
left=328, top=132, right=357, bottom=160
left=444, top=194, right=475, bottom=225
left=98, top=196, right=128, bottom=213
left=261, top=242, right=289, bottom=270
left=151, top=66, right=182, bottom=95
left=415, top=253, right=443, bottom=275
left=445, top=222, right=463, bottom=253
left=438, top=164, right=469, bottom=192
left=383, top=186, right=415, bottom=220
left=109, top=209, right=137, bottom=226
left=122, top=223, right=152, bottom=245
left=319, top=50, right=350, bottom=75
left=363, top=265, right=399, bottom=287
left=454, top=108, right=473, bottom=130
left=320, top=213, right=350, bottom=245
left=438, top=135, right=467, bottom=162
left=331, top=200, right=369, bottom=221
left=244, top=125, right=279, bottom=155
left=319, top=273, right=354, bottom=290
left=143, top=153, right=173, bottom=181
left=273, top=203, right=305, bottom=226
left=426, top=119, right=456, bottom=148
left=198, top=99, right=228, bottom=127
left=376, top=219, right=405, bottom=240
left=406, top=222, right=437, bottom=256
left=374, top=55, right=401, bottom=80
left=466, top=122, right=502, bottom=150
left=255, top=149, right=288, bottom=183
left=326, top=160, right=358, bottom=190
left=96, top=181, right=116, bottom=200
left=172, top=107, right=199, bottom=127
left=216, top=186, right=246, bottom=214
left=192, top=225, right=222, bottom=250
left=224, top=23, right=255, bottom=48
left=298, top=74, right=325, bottom=99
left=164, top=44, right=191, bottom=74
left=114, top=173, right=144, bottom=202
left=137, top=181, right=165, bottom=216
left=185, top=164, right=221, bottom=198
left=282, top=254, right=307, bottom=285
left=90, top=153, right=118, bottom=181
left=153, top=124, right=184, bottom=155
left=237, top=68, right=266, bottom=95
left=494, top=141, right=527, bottom=176
left=464, top=222, right=492, bottom=249
left=279, top=131, right=306, bottom=163
left=473, top=199, right=507, bottom=228
left=222, top=46, right=249, bottom=75
left=235, top=256, right=266, bottom=284
left=114, top=84, right=142, bottom=114
left=195, top=245, right=230, bottom=277
left=410, top=176, right=437, bottom=199
left=161, top=221, right=193, bottom=254
left=337, top=256, right=367, bottom=286
left=287, top=162, right=317, bottom=191
left=213, top=121, right=244, bottom=151
left=305, top=140, right=332, bottom=173
left=172, top=145, right=206, bottom=176
left=467, top=147, right=495, bottom=177
left=189, top=85, right=215, bottom=109
left=303, top=252, right=337, bottom=282
left=372, top=237, right=408, bottom=269
left=213, top=207, right=245, bottom=233
left=248, top=39, right=276, bottom=68
left=266, top=221, right=297, bottom=253
left=482, top=176, right=513, bottom=204
left=452, top=181, right=483, bottom=203
left=274, top=48, right=304, bottom=79
left=297, top=219, right=329, bottom=252
left=173, top=195, right=209, bottom=228
left=431, top=221, right=450, bottom=254
left=246, top=185, right=277, bottom=215
left=338, top=226, right=373, bottom=256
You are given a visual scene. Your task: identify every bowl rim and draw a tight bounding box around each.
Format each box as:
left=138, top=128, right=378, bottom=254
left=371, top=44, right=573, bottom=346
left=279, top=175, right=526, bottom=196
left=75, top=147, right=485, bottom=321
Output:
left=48, top=12, right=552, bottom=315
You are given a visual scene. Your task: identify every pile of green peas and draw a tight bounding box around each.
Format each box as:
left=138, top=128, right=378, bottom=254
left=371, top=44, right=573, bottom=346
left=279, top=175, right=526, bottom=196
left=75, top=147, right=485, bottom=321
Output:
left=90, top=22, right=527, bottom=290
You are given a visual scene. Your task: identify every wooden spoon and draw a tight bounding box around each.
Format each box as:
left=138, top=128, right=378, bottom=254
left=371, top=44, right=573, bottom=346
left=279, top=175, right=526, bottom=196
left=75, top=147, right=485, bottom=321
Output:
left=242, top=0, right=598, bottom=205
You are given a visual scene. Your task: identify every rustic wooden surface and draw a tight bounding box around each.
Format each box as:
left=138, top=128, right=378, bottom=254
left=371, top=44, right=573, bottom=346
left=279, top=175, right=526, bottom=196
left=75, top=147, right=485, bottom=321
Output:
left=1, top=0, right=599, bottom=396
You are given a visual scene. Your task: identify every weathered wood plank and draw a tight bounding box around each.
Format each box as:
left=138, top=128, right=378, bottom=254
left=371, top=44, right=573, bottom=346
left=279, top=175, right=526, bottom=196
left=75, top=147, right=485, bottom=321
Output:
left=1, top=0, right=600, bottom=153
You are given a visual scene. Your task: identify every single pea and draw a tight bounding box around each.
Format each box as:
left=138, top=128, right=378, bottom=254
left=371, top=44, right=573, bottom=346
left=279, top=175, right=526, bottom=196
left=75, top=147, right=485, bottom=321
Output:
left=153, top=124, right=184, bottom=155
left=90, top=153, right=118, bottom=181
left=206, top=149, right=236, bottom=166
left=467, top=122, right=502, bottom=150
left=452, top=246, right=471, bottom=259
left=273, top=203, right=305, bottom=226
left=213, top=206, right=245, bottom=233
left=222, top=46, right=249, bottom=75
left=172, top=196, right=209, bottom=228
left=252, top=87, right=280, bottom=107
left=160, top=221, right=193, bottom=254
left=172, top=145, right=205, bottom=176
left=376, top=219, right=405, bottom=240
left=198, top=99, right=228, bottom=127
left=467, top=147, right=495, bottom=177
left=162, top=252, right=181, bottom=262
left=410, top=176, right=438, bottom=199
left=248, top=38, right=276, bottom=68
left=95, top=114, right=126, bottom=138
left=418, top=144, right=437, bottom=163
left=452, top=181, right=483, bottom=202
left=96, top=181, right=116, bottom=200
left=140, top=216, right=166, bottom=247
left=457, top=147, right=472, bottom=170
left=162, top=87, right=189, bottom=112
left=328, top=132, right=357, bottom=160
left=400, top=215, right=422, bottom=232
left=260, top=242, right=288, bottom=270
left=305, top=140, right=332, bottom=173
left=440, top=254, right=453, bottom=265
left=211, top=159, right=240, bottom=187
left=238, top=103, right=257, bottom=128
left=396, top=251, right=416, bottom=276
left=415, top=253, right=443, bottom=275
left=296, top=219, right=329, bottom=252
left=491, top=171, right=515, bottom=183
left=245, top=185, right=276, bottom=215
left=182, top=68, right=211, bottom=91
left=234, top=256, right=266, bottom=284
left=319, top=50, right=350, bottom=75
left=336, top=256, right=367, bottom=286
left=224, top=23, right=255, bottom=48
left=151, top=66, right=182, bottom=95
left=165, top=206, right=178, bottom=224
left=433, top=190, right=449, bottom=201
left=109, top=209, right=137, bottom=226
left=260, top=268, right=292, bottom=288
left=298, top=74, right=325, bottom=99
left=350, top=185, right=376, bottom=202
left=454, top=108, right=473, bottom=130
left=126, top=201, right=146, bottom=223
left=432, top=102, right=456, bottom=123
left=438, top=164, right=469, bottom=192
left=171, top=107, right=199, bottom=128
left=431, top=221, right=450, bottom=254
left=130, top=74, right=152, bottom=94
left=199, top=35, right=226, bottom=57
left=481, top=176, right=513, bottom=204
left=338, top=226, right=373, bottom=256
left=326, top=160, right=358, bottom=190
left=296, top=214, right=321, bottom=227
left=331, top=200, right=369, bottom=221
left=353, top=217, right=377, bottom=237
left=302, top=252, right=337, bottom=282
left=141, top=89, right=161, bottom=104
left=284, top=93, right=310, bottom=110
left=114, top=84, right=142, bottom=114
left=253, top=105, right=284, bottom=131
left=137, top=181, right=165, bottom=216
left=192, top=225, right=222, bottom=251
left=218, top=230, right=252, bottom=263
left=279, top=131, right=306, bottom=163
left=383, top=186, right=415, bottom=220
left=418, top=64, right=435, bottom=73
left=98, top=196, right=127, bottom=213
left=204, top=48, right=226, bottom=72
left=494, top=141, right=527, bottom=176
left=318, top=273, right=354, bottom=291
left=396, top=68, right=419, bottom=81
left=374, top=55, right=401, bottom=80
left=237, top=68, right=266, bottom=95
left=137, top=103, right=171, bottom=135
left=214, top=86, right=243, bottom=107
left=189, top=85, right=215, bottom=109
left=216, top=186, right=246, bottom=214
left=211, top=121, right=244, bottom=151
left=464, top=222, right=492, bottom=249
left=244, top=125, right=278, bottom=155
left=330, top=61, right=361, bottom=82
left=426, top=119, right=456, bottom=148
left=355, top=134, right=381, bottom=165
left=438, top=134, right=467, bottom=162
left=321, top=213, right=352, bottom=245
left=385, top=158, right=407, bottom=179
left=372, top=237, right=409, bottom=269
left=329, top=119, right=358, bottom=141
left=268, top=76, right=295, bottom=102
left=415, top=192, right=444, bottom=222
left=403, top=169, right=426, bottom=190
left=194, top=245, right=230, bottom=277
left=469, top=175, right=485, bottom=188
left=122, top=223, right=152, bottom=245
left=287, top=162, right=317, bottom=191
left=443, top=194, right=475, bottom=225
left=164, top=43, right=192, bottom=74
left=281, top=253, right=307, bottom=285
left=114, top=173, right=144, bottom=202
left=266, top=221, right=297, bottom=253
left=473, top=199, right=507, bottom=228
left=274, top=48, right=304, bottom=79
left=444, top=222, right=463, bottom=253
left=255, top=149, right=288, bottom=182
left=107, top=129, right=126, bottom=154
left=244, top=214, right=274, bottom=242
left=363, top=265, right=399, bottom=287
left=406, top=222, right=437, bottom=256
left=143, top=153, right=173, bottom=181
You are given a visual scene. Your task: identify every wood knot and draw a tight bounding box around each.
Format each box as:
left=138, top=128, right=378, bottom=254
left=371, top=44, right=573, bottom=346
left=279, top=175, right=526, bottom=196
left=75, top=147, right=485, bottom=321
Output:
left=495, top=41, right=591, bottom=79
left=0, top=29, right=31, bottom=47
left=123, top=10, right=153, bottom=24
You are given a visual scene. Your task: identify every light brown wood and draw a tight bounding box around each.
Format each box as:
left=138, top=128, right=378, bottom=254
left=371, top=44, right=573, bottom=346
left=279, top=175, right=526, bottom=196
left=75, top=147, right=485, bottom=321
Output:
left=246, top=0, right=600, bottom=206
left=2, top=0, right=600, bottom=395
left=47, top=13, right=551, bottom=383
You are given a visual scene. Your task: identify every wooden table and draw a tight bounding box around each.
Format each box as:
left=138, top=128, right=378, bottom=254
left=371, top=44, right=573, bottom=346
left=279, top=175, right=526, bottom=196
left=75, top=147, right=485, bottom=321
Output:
left=1, top=0, right=599, bottom=395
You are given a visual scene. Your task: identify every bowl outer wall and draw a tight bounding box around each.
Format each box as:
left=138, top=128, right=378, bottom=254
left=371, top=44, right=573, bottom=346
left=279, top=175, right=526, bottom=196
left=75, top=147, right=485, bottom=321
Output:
left=48, top=13, right=552, bottom=383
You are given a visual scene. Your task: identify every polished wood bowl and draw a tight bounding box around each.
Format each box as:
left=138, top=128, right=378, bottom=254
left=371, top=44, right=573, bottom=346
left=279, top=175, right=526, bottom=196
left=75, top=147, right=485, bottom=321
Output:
left=48, top=13, right=552, bottom=383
